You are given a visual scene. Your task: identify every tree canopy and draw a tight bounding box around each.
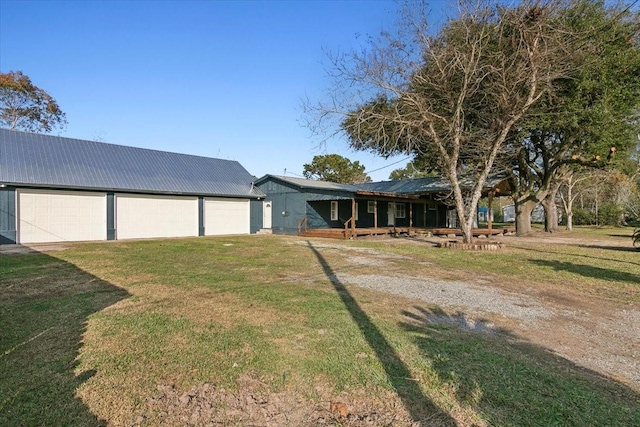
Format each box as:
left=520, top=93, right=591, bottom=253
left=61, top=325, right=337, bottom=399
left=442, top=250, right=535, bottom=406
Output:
left=502, top=0, right=640, bottom=234
left=0, top=71, right=67, bottom=133
left=303, top=154, right=372, bottom=184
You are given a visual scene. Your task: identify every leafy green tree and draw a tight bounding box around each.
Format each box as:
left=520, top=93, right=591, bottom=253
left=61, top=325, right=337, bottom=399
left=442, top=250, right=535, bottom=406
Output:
left=503, top=0, right=640, bottom=234
left=303, top=154, right=372, bottom=184
left=0, top=71, right=67, bottom=133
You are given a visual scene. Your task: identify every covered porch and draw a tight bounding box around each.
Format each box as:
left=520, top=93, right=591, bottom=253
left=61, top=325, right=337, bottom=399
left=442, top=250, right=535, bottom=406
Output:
left=298, top=225, right=514, bottom=240
left=297, top=193, right=514, bottom=240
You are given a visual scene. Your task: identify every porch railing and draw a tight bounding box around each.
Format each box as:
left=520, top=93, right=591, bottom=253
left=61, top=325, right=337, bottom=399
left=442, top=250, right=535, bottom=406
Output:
left=343, top=216, right=355, bottom=239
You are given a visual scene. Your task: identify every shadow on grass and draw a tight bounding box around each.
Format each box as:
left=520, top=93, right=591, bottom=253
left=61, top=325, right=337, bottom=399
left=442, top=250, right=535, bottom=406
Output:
left=401, top=306, right=640, bottom=426
left=306, top=241, right=456, bottom=425
left=529, top=259, right=640, bottom=284
left=578, top=243, right=640, bottom=254
left=508, top=243, right=640, bottom=267
left=0, top=248, right=130, bottom=427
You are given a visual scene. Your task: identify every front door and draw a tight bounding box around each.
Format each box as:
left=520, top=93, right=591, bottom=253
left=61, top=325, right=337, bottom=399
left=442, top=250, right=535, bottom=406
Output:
left=387, top=202, right=395, bottom=226
left=263, top=201, right=272, bottom=229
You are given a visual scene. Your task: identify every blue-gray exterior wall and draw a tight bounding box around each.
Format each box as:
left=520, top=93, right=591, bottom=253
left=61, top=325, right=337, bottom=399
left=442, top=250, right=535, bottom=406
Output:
left=0, top=187, right=16, bottom=244
left=269, top=191, right=308, bottom=234
left=256, top=177, right=450, bottom=233
left=198, top=197, right=205, bottom=236
left=256, top=179, right=355, bottom=234
left=249, top=199, right=263, bottom=234
left=107, top=192, right=116, bottom=240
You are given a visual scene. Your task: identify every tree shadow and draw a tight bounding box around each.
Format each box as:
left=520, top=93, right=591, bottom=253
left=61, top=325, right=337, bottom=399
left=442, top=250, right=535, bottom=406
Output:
left=0, top=248, right=130, bottom=426
left=578, top=243, right=639, bottom=253
left=508, top=244, right=640, bottom=267
left=400, top=306, right=640, bottom=426
left=529, top=259, right=640, bottom=284
left=306, top=241, right=456, bottom=426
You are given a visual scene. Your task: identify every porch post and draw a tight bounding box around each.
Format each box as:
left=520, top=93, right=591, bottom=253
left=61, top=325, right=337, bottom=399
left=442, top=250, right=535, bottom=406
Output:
left=351, top=198, right=356, bottom=235
left=488, top=190, right=494, bottom=231
left=409, top=202, right=413, bottom=234
left=374, top=200, right=378, bottom=230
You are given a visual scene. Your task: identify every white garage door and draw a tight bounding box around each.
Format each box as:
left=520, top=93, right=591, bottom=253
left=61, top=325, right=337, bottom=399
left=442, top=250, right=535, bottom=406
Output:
left=204, top=198, right=249, bottom=235
left=116, top=194, right=198, bottom=240
left=18, top=189, right=107, bottom=244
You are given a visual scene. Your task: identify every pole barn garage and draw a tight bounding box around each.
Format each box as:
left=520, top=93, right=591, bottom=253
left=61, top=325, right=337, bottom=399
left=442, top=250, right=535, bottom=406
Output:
left=0, top=129, right=266, bottom=245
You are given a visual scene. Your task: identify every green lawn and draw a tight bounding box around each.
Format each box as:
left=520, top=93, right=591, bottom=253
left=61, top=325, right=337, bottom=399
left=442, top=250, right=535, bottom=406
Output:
left=1, top=229, right=638, bottom=426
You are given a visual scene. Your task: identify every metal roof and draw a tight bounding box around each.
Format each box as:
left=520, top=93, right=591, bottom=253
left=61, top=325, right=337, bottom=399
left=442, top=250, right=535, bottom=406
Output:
left=257, top=174, right=508, bottom=197
left=360, top=175, right=509, bottom=195
left=0, top=129, right=265, bottom=198
left=256, top=175, right=361, bottom=192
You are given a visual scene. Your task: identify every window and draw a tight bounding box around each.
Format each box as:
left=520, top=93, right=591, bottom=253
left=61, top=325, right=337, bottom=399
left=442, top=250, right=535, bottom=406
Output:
left=367, top=200, right=376, bottom=213
left=331, top=201, right=338, bottom=221
left=395, top=203, right=406, bottom=218
left=428, top=201, right=437, bottom=211
left=354, top=202, right=359, bottom=221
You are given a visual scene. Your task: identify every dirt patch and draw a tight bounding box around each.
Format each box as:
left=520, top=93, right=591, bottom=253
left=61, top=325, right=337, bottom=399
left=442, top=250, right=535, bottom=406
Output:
left=132, top=374, right=440, bottom=427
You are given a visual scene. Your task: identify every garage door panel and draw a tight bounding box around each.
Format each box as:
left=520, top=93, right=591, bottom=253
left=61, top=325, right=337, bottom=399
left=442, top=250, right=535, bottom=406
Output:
left=18, top=190, right=107, bottom=243
left=116, top=194, right=198, bottom=240
left=205, top=198, right=249, bottom=235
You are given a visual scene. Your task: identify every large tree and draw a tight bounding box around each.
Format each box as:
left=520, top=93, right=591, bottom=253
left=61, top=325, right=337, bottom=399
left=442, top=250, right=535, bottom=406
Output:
left=502, top=0, right=640, bottom=235
left=0, top=71, right=67, bottom=133
left=308, top=0, right=574, bottom=243
left=303, top=154, right=372, bottom=184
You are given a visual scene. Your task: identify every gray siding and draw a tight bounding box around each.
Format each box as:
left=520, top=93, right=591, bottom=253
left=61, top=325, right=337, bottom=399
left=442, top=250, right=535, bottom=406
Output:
left=257, top=179, right=310, bottom=234
left=0, top=187, right=16, bottom=244
left=250, top=200, right=263, bottom=234
left=107, top=192, right=116, bottom=240
left=256, top=175, right=455, bottom=233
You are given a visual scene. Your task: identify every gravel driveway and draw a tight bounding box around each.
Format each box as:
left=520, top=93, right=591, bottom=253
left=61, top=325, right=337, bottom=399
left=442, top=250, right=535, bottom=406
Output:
left=299, top=236, right=640, bottom=391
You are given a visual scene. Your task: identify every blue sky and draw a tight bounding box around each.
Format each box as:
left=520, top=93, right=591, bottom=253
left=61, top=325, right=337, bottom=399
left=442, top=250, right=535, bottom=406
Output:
left=0, top=0, right=447, bottom=181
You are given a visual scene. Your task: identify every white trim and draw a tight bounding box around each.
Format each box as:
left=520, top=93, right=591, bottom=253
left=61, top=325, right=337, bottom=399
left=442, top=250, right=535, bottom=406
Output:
left=330, top=201, right=338, bottom=221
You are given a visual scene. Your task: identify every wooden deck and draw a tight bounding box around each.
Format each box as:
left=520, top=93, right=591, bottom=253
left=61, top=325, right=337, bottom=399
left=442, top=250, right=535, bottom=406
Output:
left=299, top=226, right=515, bottom=240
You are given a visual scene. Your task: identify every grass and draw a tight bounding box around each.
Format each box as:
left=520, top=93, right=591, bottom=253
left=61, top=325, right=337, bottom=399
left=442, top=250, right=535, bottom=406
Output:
left=355, top=227, right=639, bottom=302
left=1, top=228, right=638, bottom=426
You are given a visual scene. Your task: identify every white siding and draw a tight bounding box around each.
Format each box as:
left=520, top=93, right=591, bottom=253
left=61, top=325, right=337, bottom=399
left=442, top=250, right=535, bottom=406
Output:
left=204, top=198, right=249, bottom=235
left=18, top=189, right=106, bottom=243
left=116, top=194, right=198, bottom=239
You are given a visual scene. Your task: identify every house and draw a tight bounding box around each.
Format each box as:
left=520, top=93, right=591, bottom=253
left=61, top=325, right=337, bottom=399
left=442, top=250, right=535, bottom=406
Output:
left=254, top=174, right=511, bottom=238
left=502, top=203, right=562, bottom=224
left=0, top=129, right=266, bottom=245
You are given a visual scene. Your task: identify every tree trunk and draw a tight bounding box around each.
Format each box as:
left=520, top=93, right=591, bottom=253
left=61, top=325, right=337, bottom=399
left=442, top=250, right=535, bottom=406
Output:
left=542, top=191, right=559, bottom=233
left=564, top=178, right=575, bottom=231
left=515, top=200, right=536, bottom=235
left=460, top=218, right=474, bottom=244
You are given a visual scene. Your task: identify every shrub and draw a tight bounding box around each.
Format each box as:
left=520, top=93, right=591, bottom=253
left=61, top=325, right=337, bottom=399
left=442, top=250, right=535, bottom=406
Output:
left=598, top=203, right=624, bottom=226
left=572, top=208, right=595, bottom=225
left=493, top=208, right=504, bottom=223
